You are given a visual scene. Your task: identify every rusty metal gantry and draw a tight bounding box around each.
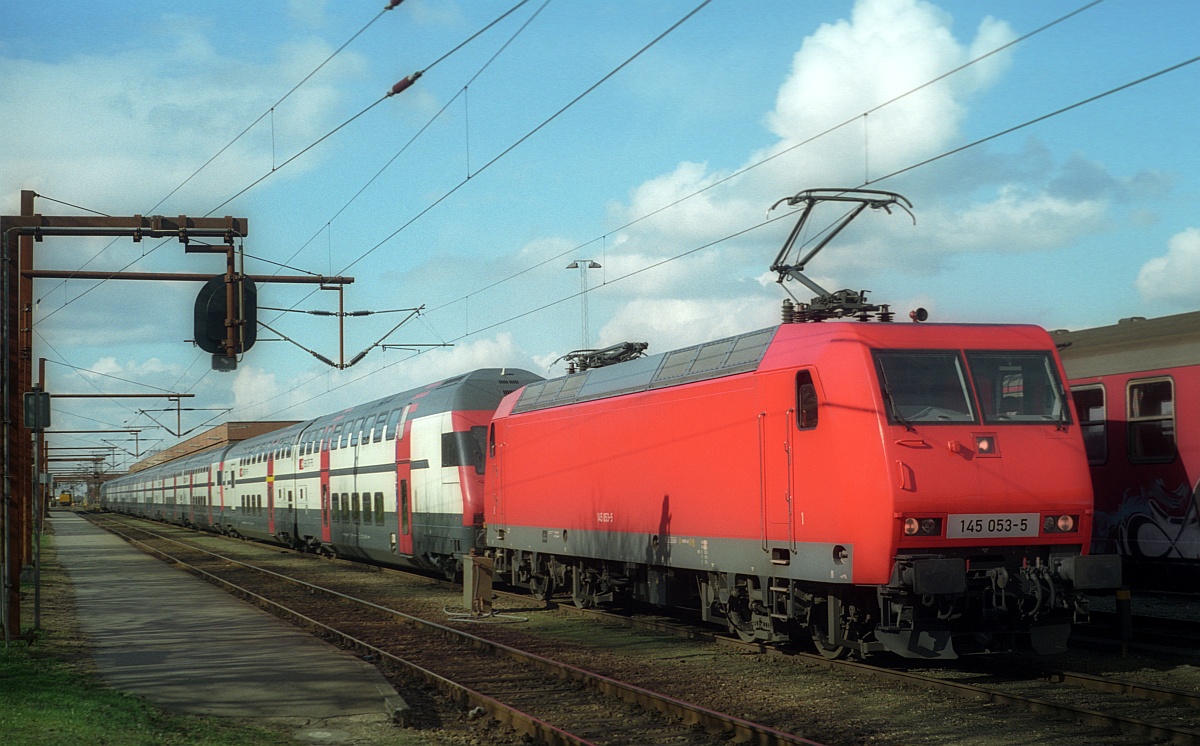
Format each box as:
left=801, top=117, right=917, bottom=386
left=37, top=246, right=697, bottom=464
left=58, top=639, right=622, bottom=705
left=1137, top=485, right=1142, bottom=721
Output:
left=0, top=190, right=352, bottom=642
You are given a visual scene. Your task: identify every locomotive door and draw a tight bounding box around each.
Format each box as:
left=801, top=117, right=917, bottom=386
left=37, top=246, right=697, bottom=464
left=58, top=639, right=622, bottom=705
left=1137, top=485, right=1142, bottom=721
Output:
left=757, top=371, right=796, bottom=551
left=395, top=408, right=414, bottom=556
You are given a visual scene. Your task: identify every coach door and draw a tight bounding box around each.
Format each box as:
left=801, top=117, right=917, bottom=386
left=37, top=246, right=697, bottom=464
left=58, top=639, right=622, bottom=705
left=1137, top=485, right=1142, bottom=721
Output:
left=320, top=442, right=332, bottom=543
left=267, top=455, right=276, bottom=535
left=394, top=406, right=414, bottom=556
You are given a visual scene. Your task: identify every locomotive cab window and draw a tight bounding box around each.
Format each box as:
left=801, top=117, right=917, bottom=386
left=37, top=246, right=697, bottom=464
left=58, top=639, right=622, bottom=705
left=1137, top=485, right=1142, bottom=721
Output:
left=1071, top=385, right=1107, bottom=464
left=796, top=370, right=818, bottom=430
left=1128, top=377, right=1176, bottom=463
left=873, top=351, right=975, bottom=424
left=965, top=351, right=1069, bottom=425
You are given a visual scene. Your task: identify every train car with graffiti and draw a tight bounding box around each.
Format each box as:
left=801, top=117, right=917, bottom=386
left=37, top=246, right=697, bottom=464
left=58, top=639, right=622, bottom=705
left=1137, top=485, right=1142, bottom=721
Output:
left=1055, top=311, right=1200, bottom=589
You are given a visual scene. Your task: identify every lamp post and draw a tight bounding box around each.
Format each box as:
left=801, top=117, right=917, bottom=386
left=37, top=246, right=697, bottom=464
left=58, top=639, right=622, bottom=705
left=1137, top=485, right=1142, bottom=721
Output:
left=565, top=260, right=601, bottom=349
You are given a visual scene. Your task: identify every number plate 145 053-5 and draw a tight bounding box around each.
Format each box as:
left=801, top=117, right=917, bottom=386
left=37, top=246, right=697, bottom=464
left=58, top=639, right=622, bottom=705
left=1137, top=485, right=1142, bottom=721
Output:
left=946, top=513, right=1040, bottom=539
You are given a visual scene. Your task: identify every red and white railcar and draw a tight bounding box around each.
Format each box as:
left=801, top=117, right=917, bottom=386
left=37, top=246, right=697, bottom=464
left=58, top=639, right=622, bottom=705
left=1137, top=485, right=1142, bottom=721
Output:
left=1056, top=311, right=1200, bottom=589
left=486, top=320, right=1121, bottom=658
left=101, top=369, right=541, bottom=577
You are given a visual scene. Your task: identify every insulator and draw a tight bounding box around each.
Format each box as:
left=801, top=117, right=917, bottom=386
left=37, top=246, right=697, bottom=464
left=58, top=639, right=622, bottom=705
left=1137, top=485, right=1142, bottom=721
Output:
left=388, top=70, right=424, bottom=97
left=385, top=0, right=404, bottom=9
left=781, top=298, right=795, bottom=324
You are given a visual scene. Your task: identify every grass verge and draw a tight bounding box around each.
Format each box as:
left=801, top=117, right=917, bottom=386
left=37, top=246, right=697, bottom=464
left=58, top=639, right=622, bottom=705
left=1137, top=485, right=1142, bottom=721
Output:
left=0, top=512, right=294, bottom=746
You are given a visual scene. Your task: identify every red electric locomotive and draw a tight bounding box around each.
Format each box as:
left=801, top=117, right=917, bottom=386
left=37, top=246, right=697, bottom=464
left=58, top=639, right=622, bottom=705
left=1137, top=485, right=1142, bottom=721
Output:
left=484, top=190, right=1122, bottom=659
left=1055, top=311, right=1200, bottom=590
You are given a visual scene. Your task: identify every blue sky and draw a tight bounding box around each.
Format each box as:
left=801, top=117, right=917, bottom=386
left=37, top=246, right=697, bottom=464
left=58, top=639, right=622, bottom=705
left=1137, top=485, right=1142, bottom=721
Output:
left=3, top=0, right=1198, bottom=470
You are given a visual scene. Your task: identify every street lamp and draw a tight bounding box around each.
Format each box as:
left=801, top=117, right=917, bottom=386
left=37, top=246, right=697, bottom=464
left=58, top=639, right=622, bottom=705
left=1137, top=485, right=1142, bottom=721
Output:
left=565, top=260, right=602, bottom=349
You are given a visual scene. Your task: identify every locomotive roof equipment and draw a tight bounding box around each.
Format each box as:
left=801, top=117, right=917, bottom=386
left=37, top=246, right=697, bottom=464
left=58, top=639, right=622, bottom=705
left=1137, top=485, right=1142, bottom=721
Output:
left=769, top=188, right=914, bottom=323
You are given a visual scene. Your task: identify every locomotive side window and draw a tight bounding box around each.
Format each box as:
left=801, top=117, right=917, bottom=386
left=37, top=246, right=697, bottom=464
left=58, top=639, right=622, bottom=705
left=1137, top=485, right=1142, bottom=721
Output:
left=1071, top=385, right=1107, bottom=464
left=965, top=351, right=1069, bottom=425
left=1128, top=377, right=1176, bottom=463
left=873, top=351, right=975, bottom=424
left=796, top=370, right=818, bottom=430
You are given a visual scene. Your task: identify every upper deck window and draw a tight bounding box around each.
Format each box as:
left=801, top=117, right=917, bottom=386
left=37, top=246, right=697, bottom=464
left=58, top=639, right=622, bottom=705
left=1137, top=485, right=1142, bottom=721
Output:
left=965, top=351, right=1070, bottom=425
left=1128, top=377, right=1176, bottom=463
left=873, top=351, right=975, bottom=424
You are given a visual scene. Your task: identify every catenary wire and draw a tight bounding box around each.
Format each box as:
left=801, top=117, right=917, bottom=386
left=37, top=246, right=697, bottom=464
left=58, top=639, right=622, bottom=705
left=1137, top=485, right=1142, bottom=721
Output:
left=244, top=48, right=1200, bottom=420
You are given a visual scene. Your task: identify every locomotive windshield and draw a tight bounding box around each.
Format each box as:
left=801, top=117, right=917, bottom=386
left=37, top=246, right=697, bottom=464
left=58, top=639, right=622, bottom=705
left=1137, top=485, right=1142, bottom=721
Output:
left=965, top=351, right=1070, bottom=424
left=874, top=351, right=975, bottom=423
left=873, top=349, right=1069, bottom=426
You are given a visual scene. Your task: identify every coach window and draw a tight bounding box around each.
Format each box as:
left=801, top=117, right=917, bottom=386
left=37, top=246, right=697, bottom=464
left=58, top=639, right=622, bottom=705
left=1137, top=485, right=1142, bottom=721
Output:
left=331, top=423, right=344, bottom=450
left=1128, top=378, right=1176, bottom=463
left=371, top=412, right=387, bottom=443
left=374, top=493, right=385, bottom=525
left=331, top=494, right=340, bottom=522
left=1071, top=385, right=1106, bottom=464
left=361, top=492, right=371, bottom=523
left=352, top=492, right=361, bottom=523
left=796, top=371, right=819, bottom=430
left=385, top=408, right=402, bottom=440
left=341, top=493, right=351, bottom=523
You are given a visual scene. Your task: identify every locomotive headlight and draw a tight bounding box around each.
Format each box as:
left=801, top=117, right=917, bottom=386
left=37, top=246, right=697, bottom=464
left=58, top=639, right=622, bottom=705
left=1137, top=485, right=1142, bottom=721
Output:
left=1042, top=514, right=1079, bottom=533
left=902, top=517, right=942, bottom=537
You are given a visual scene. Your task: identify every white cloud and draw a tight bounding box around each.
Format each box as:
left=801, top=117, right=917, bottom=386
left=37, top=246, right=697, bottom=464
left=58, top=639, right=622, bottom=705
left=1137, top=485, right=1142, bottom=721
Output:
left=0, top=29, right=363, bottom=215
left=598, top=297, right=779, bottom=353
left=1136, top=228, right=1200, bottom=306
left=593, top=0, right=1027, bottom=330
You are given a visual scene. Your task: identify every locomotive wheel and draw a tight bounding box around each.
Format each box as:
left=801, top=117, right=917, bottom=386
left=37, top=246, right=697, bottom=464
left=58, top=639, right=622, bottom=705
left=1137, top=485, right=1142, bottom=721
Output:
left=810, top=629, right=849, bottom=660
left=530, top=573, right=554, bottom=601
left=809, top=593, right=851, bottom=660
left=572, top=567, right=595, bottom=609
left=725, top=586, right=757, bottom=643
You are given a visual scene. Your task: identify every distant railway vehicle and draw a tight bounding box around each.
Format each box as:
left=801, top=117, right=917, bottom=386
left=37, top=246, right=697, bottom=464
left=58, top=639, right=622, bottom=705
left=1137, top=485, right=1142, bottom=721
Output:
left=99, top=189, right=1122, bottom=659
left=1055, top=311, right=1200, bottom=589
left=58, top=491, right=72, bottom=507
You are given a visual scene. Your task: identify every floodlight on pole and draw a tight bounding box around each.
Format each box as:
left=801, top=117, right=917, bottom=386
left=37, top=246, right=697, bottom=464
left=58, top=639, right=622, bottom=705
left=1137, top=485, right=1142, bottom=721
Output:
left=565, top=260, right=601, bottom=349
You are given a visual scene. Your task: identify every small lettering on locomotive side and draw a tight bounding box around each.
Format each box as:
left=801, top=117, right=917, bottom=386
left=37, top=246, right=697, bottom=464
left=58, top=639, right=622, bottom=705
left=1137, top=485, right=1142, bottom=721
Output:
left=596, top=511, right=614, bottom=523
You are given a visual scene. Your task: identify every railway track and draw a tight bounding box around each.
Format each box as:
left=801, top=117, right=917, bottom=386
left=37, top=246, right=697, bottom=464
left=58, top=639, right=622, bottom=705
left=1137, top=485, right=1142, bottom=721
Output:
left=1079, top=610, right=1200, bottom=656
left=564, top=605, right=1200, bottom=745
left=87, top=513, right=1200, bottom=745
left=85, top=514, right=820, bottom=746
